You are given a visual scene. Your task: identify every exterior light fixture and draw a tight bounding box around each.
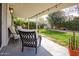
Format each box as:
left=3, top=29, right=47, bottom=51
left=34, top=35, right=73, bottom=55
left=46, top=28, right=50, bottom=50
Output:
left=9, top=7, right=14, bottom=14
left=55, top=5, right=57, bottom=8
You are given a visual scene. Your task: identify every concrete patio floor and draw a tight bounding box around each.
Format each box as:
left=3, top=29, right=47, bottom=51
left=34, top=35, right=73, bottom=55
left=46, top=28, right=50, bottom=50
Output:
left=0, top=37, right=69, bottom=56
left=42, top=37, right=69, bottom=56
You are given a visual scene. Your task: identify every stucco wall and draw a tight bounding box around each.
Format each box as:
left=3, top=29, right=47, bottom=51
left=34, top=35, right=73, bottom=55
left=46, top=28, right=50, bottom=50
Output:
left=7, top=4, right=11, bottom=28
left=1, top=3, right=11, bottom=49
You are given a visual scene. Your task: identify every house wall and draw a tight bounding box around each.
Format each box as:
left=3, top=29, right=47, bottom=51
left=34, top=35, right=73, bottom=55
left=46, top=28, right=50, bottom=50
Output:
left=1, top=3, right=8, bottom=48
left=7, top=4, right=11, bottom=28
left=0, top=3, right=11, bottom=50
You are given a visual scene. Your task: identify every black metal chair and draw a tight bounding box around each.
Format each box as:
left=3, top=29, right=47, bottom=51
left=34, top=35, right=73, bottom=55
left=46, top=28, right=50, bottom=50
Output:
left=8, top=26, right=20, bottom=42
left=18, top=30, right=42, bottom=54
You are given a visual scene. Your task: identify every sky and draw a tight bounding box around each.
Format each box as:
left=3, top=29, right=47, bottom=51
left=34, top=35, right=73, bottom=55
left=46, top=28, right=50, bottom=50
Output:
left=62, top=4, right=79, bottom=16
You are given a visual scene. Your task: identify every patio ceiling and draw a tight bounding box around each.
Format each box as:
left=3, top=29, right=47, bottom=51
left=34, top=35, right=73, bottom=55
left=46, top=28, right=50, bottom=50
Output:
left=9, top=3, right=78, bottom=19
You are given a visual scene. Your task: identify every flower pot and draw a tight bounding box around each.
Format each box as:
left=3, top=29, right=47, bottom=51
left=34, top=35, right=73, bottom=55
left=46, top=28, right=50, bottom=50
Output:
left=68, top=48, right=79, bottom=56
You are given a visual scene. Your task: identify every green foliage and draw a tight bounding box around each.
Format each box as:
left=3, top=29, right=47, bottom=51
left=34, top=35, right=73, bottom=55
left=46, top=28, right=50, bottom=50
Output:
left=21, top=22, right=36, bottom=29
left=29, top=22, right=36, bottom=29
left=63, top=19, right=79, bottom=31
left=14, top=18, right=25, bottom=27
left=62, top=19, right=79, bottom=50
left=69, top=35, right=77, bottom=50
left=14, top=17, right=36, bottom=29
left=22, top=22, right=28, bottom=29
left=39, top=24, right=45, bottom=29
left=47, top=11, right=79, bottom=31
left=39, top=29, right=79, bottom=47
left=47, top=14, right=65, bottom=29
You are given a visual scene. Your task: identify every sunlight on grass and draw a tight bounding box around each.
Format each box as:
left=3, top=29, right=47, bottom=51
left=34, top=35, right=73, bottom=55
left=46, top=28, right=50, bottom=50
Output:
left=39, top=29, right=79, bottom=47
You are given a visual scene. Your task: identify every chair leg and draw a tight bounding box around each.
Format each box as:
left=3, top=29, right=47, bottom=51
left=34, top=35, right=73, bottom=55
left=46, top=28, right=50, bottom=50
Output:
left=35, top=47, right=37, bottom=54
left=39, top=39, right=41, bottom=47
left=22, top=45, right=24, bottom=52
left=39, top=36, right=42, bottom=47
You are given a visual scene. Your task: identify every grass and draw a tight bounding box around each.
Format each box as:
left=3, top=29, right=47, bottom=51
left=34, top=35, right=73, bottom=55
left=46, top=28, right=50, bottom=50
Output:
left=39, top=29, right=79, bottom=47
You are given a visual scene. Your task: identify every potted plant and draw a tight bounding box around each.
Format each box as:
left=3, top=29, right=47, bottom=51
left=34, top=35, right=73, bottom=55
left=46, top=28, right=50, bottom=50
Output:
left=67, top=19, right=79, bottom=56
left=68, top=33, right=79, bottom=56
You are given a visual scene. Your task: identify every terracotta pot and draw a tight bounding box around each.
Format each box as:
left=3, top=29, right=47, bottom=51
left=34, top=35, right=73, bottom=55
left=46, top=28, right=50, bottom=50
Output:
left=68, top=48, right=79, bottom=56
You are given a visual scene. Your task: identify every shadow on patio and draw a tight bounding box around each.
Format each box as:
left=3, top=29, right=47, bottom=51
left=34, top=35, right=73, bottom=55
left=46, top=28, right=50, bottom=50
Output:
left=0, top=37, right=52, bottom=56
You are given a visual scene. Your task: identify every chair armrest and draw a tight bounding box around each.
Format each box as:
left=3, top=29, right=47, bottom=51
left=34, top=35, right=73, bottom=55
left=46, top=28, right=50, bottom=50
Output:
left=10, top=33, right=19, bottom=35
left=10, top=33, right=20, bottom=39
left=11, top=33, right=17, bottom=34
left=9, top=33, right=17, bottom=37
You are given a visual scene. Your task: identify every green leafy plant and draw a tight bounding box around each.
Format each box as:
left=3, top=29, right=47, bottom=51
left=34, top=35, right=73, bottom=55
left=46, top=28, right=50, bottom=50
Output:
left=62, top=18, right=79, bottom=50
left=29, top=22, right=36, bottom=29
left=14, top=17, right=36, bottom=29
left=14, top=18, right=25, bottom=27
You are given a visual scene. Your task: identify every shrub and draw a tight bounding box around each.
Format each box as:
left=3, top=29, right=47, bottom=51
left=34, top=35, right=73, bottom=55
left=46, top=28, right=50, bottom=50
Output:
left=63, top=19, right=79, bottom=31
left=14, top=18, right=36, bottom=29
left=14, top=19, right=25, bottom=28
left=29, top=22, right=36, bottom=29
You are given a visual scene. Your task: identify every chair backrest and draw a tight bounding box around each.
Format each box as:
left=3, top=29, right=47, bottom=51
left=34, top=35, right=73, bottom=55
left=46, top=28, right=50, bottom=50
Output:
left=9, top=26, right=16, bottom=34
left=18, top=30, right=37, bottom=47
left=8, top=26, right=18, bottom=38
left=8, top=27, right=11, bottom=37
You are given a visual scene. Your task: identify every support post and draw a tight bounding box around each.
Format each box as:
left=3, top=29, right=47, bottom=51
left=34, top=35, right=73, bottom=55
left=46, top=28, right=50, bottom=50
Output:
left=28, top=18, right=29, bottom=29
left=0, top=3, right=2, bottom=47
left=36, top=16, right=38, bottom=32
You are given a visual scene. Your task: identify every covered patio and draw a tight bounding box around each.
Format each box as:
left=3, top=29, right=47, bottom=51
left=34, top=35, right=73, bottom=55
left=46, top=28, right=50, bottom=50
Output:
left=0, top=3, right=78, bottom=56
left=0, top=36, right=68, bottom=56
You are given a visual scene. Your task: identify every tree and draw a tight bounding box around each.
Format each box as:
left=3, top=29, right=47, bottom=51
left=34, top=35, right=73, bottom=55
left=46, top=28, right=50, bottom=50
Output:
left=63, top=17, right=79, bottom=31
left=14, top=18, right=25, bottom=27
left=38, top=17, right=45, bottom=29
left=14, top=17, right=36, bottom=29
left=46, top=16, right=54, bottom=28
left=47, top=11, right=65, bottom=29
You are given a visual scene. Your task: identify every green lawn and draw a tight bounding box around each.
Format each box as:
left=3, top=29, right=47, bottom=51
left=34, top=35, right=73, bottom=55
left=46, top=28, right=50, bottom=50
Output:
left=39, top=29, right=79, bottom=47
